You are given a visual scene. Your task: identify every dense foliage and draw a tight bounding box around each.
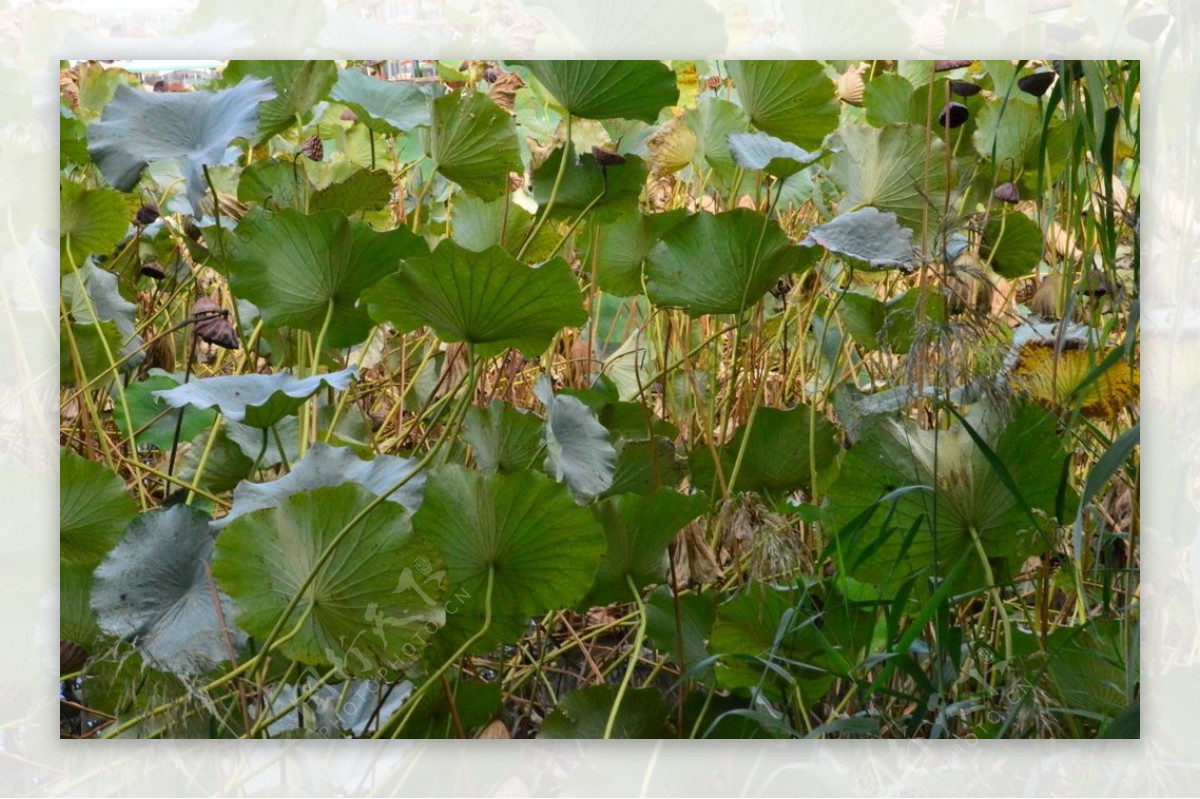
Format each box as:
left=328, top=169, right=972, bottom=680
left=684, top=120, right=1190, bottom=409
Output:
left=60, top=59, right=1139, bottom=739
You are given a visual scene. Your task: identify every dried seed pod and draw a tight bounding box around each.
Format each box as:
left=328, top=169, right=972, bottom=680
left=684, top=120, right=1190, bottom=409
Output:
left=1078, top=268, right=1111, bottom=297
left=1017, top=70, right=1056, bottom=97
left=484, top=66, right=502, bottom=83
left=145, top=325, right=176, bottom=372
left=934, top=59, right=973, bottom=72
left=191, top=297, right=240, bottom=350
left=1014, top=278, right=1038, bottom=305
left=1030, top=273, right=1065, bottom=319
left=837, top=64, right=867, bottom=106
left=140, top=261, right=166, bottom=280
left=135, top=202, right=160, bottom=226
left=60, top=641, right=87, bottom=674
left=183, top=218, right=203, bottom=242
left=487, top=70, right=526, bottom=113
left=937, top=101, right=969, bottom=129
left=301, top=134, right=323, bottom=161
left=591, top=146, right=626, bottom=167
left=993, top=181, right=1020, bottom=203
left=949, top=80, right=982, bottom=97
left=943, top=251, right=994, bottom=315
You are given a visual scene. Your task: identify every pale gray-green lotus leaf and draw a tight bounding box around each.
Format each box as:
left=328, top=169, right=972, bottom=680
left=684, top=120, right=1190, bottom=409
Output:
left=803, top=206, right=915, bottom=269
left=91, top=504, right=245, bottom=675
left=88, top=76, right=276, bottom=216
left=214, top=443, right=425, bottom=528
left=536, top=376, right=616, bottom=502
left=152, top=367, right=358, bottom=429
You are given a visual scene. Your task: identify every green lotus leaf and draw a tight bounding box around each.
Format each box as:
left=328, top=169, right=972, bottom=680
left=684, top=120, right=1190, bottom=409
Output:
left=88, top=76, right=276, bottom=215
left=864, top=73, right=915, bottom=127
left=882, top=286, right=947, bottom=354
left=836, top=291, right=887, bottom=349
left=726, top=61, right=838, bottom=149
left=213, top=483, right=445, bottom=673
left=226, top=207, right=427, bottom=348
left=309, top=169, right=394, bottom=215
left=236, top=157, right=311, bottom=211
left=686, top=97, right=750, bottom=175
left=60, top=181, right=133, bottom=268
left=364, top=240, right=587, bottom=357
left=829, top=122, right=948, bottom=238
left=329, top=67, right=431, bottom=134
left=605, top=437, right=686, bottom=497
left=584, top=489, right=708, bottom=605
left=824, top=401, right=1074, bottom=598
left=152, top=367, right=359, bottom=429
left=60, top=321, right=123, bottom=385
left=450, top=194, right=534, bottom=255
left=529, top=144, right=648, bottom=223
left=61, top=563, right=104, bottom=660
left=177, top=425, right=255, bottom=494
left=215, top=442, right=425, bottom=529
left=114, top=372, right=217, bottom=450
left=645, top=209, right=814, bottom=316
left=430, top=90, right=523, bottom=201
left=92, top=504, right=246, bottom=675
left=223, top=60, right=338, bottom=139
left=61, top=448, right=136, bottom=567
left=61, top=259, right=143, bottom=368
left=585, top=207, right=689, bottom=297
left=972, top=97, right=1041, bottom=173
left=709, top=582, right=831, bottom=700
left=413, top=465, right=606, bottom=651
left=61, top=108, right=90, bottom=168
left=981, top=211, right=1043, bottom=279
left=1045, top=619, right=1132, bottom=718
left=510, top=60, right=677, bottom=122
left=803, top=206, right=915, bottom=269
left=539, top=685, right=670, bottom=738
left=463, top=401, right=544, bottom=474
left=689, top=404, right=841, bottom=498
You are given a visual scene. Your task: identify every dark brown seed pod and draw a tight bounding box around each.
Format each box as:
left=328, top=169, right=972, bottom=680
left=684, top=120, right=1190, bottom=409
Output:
left=1017, top=70, right=1056, bottom=97
left=993, top=181, right=1020, bottom=203
left=950, top=80, right=982, bottom=97
left=301, top=134, right=323, bottom=161
left=183, top=218, right=203, bottom=242
left=1078, top=268, right=1111, bottom=297
left=61, top=641, right=87, bottom=674
left=135, top=202, right=160, bottom=226
left=140, top=261, right=166, bottom=280
left=934, top=59, right=973, bottom=72
left=937, top=102, right=969, bottom=129
left=591, top=146, right=627, bottom=167
left=484, top=66, right=502, bottom=83
left=192, top=297, right=240, bottom=350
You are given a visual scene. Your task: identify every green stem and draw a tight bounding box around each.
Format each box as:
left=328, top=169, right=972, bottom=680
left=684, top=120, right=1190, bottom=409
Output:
left=604, top=575, right=648, bottom=739
left=517, top=113, right=572, bottom=261
left=185, top=415, right=224, bottom=505
left=202, top=164, right=227, bottom=263
left=968, top=525, right=1013, bottom=665
left=379, top=566, right=495, bottom=739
